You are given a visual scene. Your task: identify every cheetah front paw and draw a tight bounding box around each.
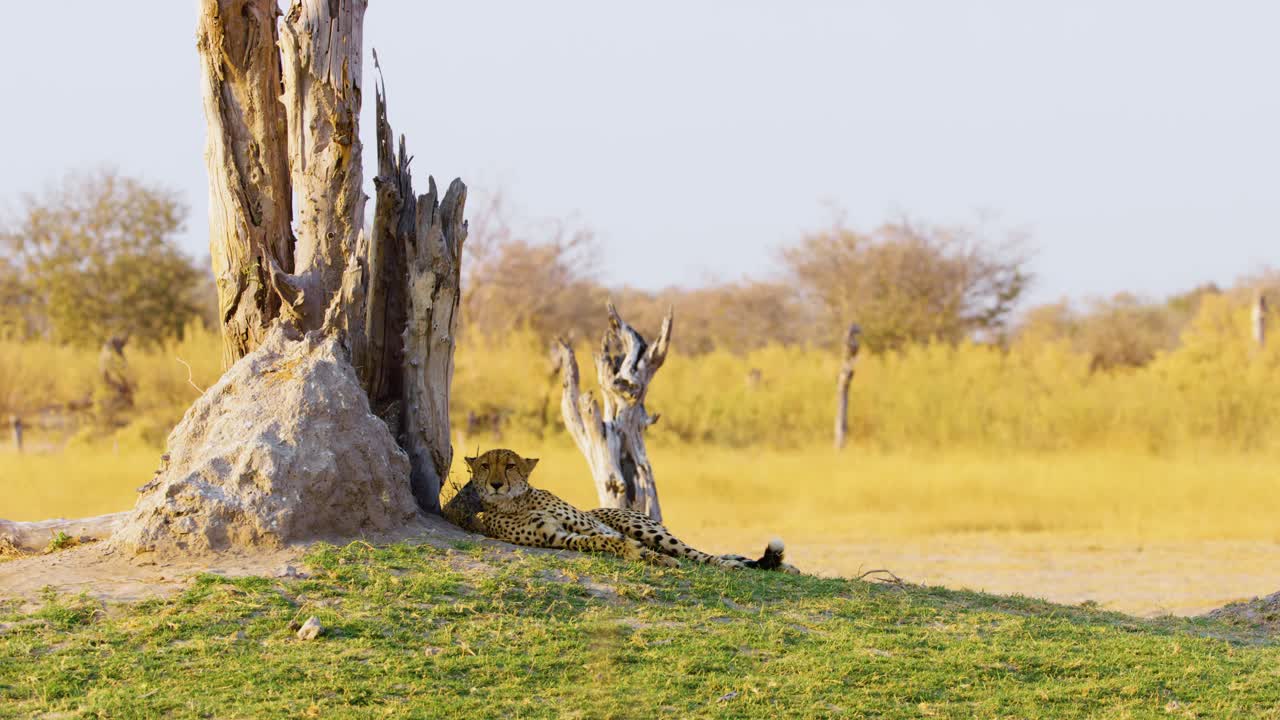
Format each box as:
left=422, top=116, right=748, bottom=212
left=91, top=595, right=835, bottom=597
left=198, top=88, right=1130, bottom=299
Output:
left=610, top=539, right=647, bottom=563
left=642, top=550, right=680, bottom=568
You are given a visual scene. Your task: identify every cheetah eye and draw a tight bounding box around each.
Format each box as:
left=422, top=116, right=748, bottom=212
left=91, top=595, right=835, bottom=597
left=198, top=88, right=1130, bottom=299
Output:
left=505, top=462, right=516, bottom=470
left=478, top=463, right=489, bottom=471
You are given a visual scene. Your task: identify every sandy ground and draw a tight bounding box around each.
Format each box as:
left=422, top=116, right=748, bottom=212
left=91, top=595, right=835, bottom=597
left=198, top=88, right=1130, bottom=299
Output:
left=3, top=521, right=1276, bottom=618
left=0, top=516, right=474, bottom=608
left=0, top=542, right=306, bottom=608
left=778, top=533, right=1280, bottom=617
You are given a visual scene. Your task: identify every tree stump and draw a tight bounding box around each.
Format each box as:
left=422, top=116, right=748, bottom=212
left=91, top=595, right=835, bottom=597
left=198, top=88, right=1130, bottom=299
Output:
left=1, top=1, right=468, bottom=548
left=9, top=415, right=21, bottom=453
left=554, top=304, right=672, bottom=521
left=197, top=0, right=466, bottom=514
left=1254, top=292, right=1268, bottom=349
left=196, top=0, right=295, bottom=367
left=95, top=334, right=134, bottom=426
left=834, top=322, right=861, bottom=450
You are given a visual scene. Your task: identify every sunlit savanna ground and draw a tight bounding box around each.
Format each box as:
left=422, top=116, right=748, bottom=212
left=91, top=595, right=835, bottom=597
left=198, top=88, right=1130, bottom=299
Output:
left=5, top=439, right=1277, bottom=617
left=3, top=300, right=1278, bottom=617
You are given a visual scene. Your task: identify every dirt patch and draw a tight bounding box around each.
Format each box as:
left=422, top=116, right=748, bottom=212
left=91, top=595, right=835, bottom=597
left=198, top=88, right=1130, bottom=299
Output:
left=0, top=514, right=627, bottom=607
left=775, top=533, right=1280, bottom=616
left=0, top=515, right=480, bottom=605
left=0, top=542, right=304, bottom=608
left=1204, top=590, right=1280, bottom=634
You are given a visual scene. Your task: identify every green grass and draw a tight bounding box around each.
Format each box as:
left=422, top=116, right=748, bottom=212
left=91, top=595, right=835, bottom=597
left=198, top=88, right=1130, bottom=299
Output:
left=1, top=541, right=1276, bottom=719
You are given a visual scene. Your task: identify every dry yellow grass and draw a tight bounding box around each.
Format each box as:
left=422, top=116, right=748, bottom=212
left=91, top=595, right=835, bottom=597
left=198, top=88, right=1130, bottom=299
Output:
left=0, top=447, right=161, bottom=521
left=5, top=441, right=1278, bottom=614
left=453, top=294, right=1280, bottom=454
left=516, top=440, right=1280, bottom=542
left=5, top=294, right=1277, bottom=455
left=2, top=293, right=1276, bottom=614
left=7, top=440, right=1276, bottom=541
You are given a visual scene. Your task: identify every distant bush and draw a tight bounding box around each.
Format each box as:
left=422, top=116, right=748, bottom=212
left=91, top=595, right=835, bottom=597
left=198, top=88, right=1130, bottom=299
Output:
left=0, top=321, right=221, bottom=442
left=1017, top=285, right=1221, bottom=371
left=0, top=169, right=204, bottom=347
left=3, top=292, right=1275, bottom=455
left=448, top=292, right=1278, bottom=454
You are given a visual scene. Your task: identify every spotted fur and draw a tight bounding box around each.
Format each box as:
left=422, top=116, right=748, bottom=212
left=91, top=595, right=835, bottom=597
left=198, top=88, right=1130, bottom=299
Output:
left=462, top=448, right=794, bottom=572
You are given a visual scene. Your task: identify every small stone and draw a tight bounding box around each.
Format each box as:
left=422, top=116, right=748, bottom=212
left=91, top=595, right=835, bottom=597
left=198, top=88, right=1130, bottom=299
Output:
left=276, top=565, right=308, bottom=579
left=296, top=616, right=322, bottom=640
left=228, top=630, right=246, bottom=642
left=717, top=691, right=739, bottom=703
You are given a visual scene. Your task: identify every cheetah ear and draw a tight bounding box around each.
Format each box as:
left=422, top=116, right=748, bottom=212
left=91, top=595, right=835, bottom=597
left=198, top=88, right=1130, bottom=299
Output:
left=521, top=457, right=539, bottom=474
left=463, top=456, right=477, bottom=471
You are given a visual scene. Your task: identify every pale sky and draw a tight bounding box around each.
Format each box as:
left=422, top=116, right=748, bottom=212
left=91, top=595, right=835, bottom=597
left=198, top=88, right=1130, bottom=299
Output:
left=1, top=1, right=1276, bottom=307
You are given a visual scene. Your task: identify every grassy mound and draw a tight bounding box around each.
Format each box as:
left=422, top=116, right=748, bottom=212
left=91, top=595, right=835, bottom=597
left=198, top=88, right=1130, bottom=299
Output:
left=1, top=541, right=1276, bottom=719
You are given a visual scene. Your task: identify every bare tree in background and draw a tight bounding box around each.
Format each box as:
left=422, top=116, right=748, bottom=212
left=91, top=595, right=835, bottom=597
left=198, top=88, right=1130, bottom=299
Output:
left=782, top=218, right=1030, bottom=352
left=95, top=333, right=134, bottom=426
left=1015, top=285, right=1221, bottom=371
left=461, top=193, right=604, bottom=342
left=615, top=281, right=809, bottom=355
left=833, top=323, right=861, bottom=450
left=1254, top=292, right=1268, bottom=349
left=0, top=256, right=37, bottom=340
left=555, top=304, right=672, bottom=521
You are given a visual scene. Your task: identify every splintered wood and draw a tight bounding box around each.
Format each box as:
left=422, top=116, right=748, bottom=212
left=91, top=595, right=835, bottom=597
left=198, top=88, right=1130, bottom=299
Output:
left=555, top=304, right=672, bottom=521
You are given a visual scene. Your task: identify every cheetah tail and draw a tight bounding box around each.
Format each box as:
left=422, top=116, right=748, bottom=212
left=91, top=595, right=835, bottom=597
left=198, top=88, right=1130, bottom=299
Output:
left=744, top=538, right=785, bottom=570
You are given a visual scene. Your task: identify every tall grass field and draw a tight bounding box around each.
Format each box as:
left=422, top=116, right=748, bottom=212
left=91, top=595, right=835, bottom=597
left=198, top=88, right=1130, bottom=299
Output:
left=3, top=294, right=1279, bottom=454
left=7, top=441, right=1278, bottom=540
left=2, top=294, right=1278, bottom=614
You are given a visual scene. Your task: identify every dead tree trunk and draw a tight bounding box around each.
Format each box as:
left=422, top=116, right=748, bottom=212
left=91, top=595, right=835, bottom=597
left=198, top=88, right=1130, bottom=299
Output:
left=197, top=0, right=466, bottom=513
left=1254, top=292, right=1268, bottom=349
left=197, top=0, right=295, bottom=367
left=0, top=513, right=131, bottom=555
left=96, top=334, right=134, bottom=427
left=276, top=0, right=368, bottom=330
left=1, top=1, right=466, bottom=548
left=834, top=323, right=861, bottom=450
left=9, top=416, right=21, bottom=453
left=555, top=304, right=671, bottom=521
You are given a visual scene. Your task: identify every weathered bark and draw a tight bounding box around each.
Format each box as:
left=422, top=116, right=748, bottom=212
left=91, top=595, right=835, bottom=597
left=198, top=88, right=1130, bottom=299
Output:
left=0, top=513, right=128, bottom=554
left=360, top=71, right=413, bottom=419
left=1253, top=292, right=1268, bottom=349
left=353, top=72, right=467, bottom=514
left=834, top=322, right=862, bottom=450
left=98, top=334, right=133, bottom=397
left=556, top=304, right=671, bottom=521
left=400, top=177, right=467, bottom=513
left=9, top=415, right=22, bottom=453
left=277, top=0, right=368, bottom=329
left=202, top=0, right=463, bottom=515
left=2, top=1, right=466, bottom=545
left=196, top=0, right=295, bottom=367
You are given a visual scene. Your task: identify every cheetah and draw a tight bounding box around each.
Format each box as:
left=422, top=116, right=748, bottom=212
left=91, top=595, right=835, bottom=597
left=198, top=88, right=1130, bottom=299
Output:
left=453, top=448, right=793, bottom=572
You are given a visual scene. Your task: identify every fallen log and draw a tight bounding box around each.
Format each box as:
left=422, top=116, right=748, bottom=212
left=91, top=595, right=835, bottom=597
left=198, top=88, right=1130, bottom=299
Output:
left=0, top=512, right=129, bottom=554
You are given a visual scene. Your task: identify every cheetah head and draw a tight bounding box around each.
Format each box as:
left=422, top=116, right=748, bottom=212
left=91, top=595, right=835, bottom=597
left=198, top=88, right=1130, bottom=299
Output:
left=465, top=448, right=539, bottom=512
